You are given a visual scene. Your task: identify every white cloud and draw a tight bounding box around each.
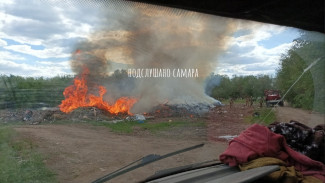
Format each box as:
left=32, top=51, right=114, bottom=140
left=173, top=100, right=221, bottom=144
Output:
left=0, top=11, right=53, bottom=45
left=0, top=50, right=25, bottom=61
left=0, top=1, right=14, bottom=6
left=0, top=1, right=109, bottom=77
left=243, top=42, right=293, bottom=58
left=217, top=22, right=297, bottom=77
left=0, top=50, right=71, bottom=77
left=35, top=60, right=70, bottom=67
left=0, top=39, right=7, bottom=46
left=216, top=62, right=276, bottom=77
left=0, top=59, right=72, bottom=77
left=0, top=10, right=92, bottom=45
left=0, top=32, right=43, bottom=46
left=4, top=45, right=70, bottom=59
left=229, top=23, right=285, bottom=48
left=240, top=42, right=294, bottom=68
left=0, top=1, right=98, bottom=53
left=57, top=13, right=93, bottom=38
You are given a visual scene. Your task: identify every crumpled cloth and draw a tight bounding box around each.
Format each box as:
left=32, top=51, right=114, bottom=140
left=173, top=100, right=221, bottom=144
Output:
left=219, top=124, right=325, bottom=182
left=269, top=121, right=325, bottom=164
left=239, top=157, right=322, bottom=183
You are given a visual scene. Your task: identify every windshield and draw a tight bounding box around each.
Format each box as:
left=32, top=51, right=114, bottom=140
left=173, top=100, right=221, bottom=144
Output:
left=0, top=1, right=324, bottom=183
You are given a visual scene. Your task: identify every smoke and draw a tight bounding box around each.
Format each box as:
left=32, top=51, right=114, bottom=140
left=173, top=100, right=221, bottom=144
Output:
left=205, top=74, right=222, bottom=96
left=70, top=1, right=236, bottom=113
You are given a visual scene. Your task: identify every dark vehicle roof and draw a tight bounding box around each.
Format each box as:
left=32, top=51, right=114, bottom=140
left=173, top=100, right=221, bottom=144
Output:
left=130, top=0, right=324, bottom=33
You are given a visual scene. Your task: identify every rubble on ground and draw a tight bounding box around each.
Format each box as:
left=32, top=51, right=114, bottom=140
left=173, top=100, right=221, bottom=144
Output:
left=0, top=102, right=221, bottom=124
left=0, top=107, right=125, bottom=124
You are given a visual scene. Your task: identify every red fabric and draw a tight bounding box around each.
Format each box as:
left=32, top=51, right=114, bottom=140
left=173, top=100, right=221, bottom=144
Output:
left=219, top=124, right=325, bottom=182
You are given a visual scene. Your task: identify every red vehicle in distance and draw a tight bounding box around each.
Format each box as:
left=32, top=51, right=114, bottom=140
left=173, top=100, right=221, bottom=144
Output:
left=264, top=90, right=284, bottom=107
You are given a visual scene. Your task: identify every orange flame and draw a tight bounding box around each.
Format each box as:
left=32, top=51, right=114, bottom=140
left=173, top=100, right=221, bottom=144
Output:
left=59, top=67, right=137, bottom=115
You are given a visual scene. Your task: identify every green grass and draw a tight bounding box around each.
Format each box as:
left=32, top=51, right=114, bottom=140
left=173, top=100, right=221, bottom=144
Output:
left=0, top=127, right=57, bottom=183
left=95, top=120, right=205, bottom=134
left=244, top=108, right=276, bottom=125
left=0, top=121, right=26, bottom=126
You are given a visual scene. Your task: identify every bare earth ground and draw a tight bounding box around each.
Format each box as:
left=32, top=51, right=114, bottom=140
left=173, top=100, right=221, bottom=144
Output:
left=275, top=106, right=325, bottom=128
left=14, top=124, right=226, bottom=183
left=207, top=104, right=252, bottom=142
left=12, top=104, right=325, bottom=183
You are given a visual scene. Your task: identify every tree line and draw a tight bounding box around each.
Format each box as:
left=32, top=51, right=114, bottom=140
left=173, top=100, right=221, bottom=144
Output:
left=0, top=70, right=133, bottom=109
left=276, top=31, right=324, bottom=112
left=207, top=31, right=324, bottom=112
left=205, top=74, right=275, bottom=100
left=0, top=75, right=73, bottom=109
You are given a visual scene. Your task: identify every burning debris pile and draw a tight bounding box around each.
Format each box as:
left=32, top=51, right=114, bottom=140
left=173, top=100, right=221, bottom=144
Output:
left=59, top=67, right=137, bottom=115
left=0, top=107, right=133, bottom=124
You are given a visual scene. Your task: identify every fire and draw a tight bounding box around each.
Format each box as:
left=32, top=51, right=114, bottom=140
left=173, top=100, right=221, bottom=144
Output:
left=59, top=67, right=137, bottom=115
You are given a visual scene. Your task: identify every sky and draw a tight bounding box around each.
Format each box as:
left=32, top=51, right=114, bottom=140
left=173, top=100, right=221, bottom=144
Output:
left=216, top=24, right=299, bottom=77
left=0, top=0, right=300, bottom=78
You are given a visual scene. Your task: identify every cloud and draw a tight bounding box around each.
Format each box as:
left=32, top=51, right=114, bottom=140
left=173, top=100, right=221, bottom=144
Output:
left=4, top=44, right=70, bottom=59
left=216, top=21, right=298, bottom=77
left=243, top=63, right=277, bottom=72
left=0, top=10, right=66, bottom=41
left=0, top=59, right=72, bottom=77
left=0, top=46, right=71, bottom=77
left=0, top=0, right=114, bottom=75
left=0, top=0, right=98, bottom=39
left=216, top=63, right=276, bottom=77
left=35, top=60, right=70, bottom=67
left=4, top=0, right=61, bottom=23
left=242, top=42, right=293, bottom=58
left=0, top=50, right=25, bottom=61
left=0, top=0, right=100, bottom=52
left=0, top=0, right=123, bottom=77
left=0, top=39, right=7, bottom=46
left=45, top=37, right=87, bottom=48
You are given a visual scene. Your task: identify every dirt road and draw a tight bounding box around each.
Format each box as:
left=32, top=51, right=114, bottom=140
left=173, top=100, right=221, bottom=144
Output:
left=275, top=106, right=325, bottom=127
left=14, top=124, right=226, bottom=183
